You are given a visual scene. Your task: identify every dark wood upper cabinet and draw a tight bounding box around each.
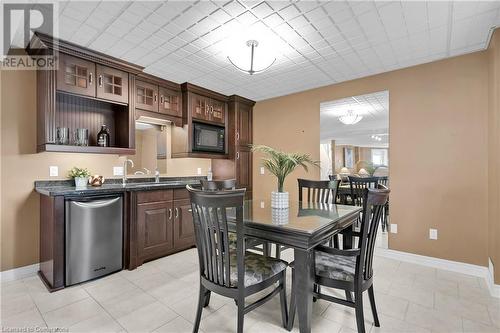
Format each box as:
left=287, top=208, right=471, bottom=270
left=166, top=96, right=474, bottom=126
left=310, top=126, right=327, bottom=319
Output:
left=57, top=53, right=95, bottom=97
left=210, top=98, right=226, bottom=124
left=136, top=80, right=158, bottom=112
left=159, top=87, right=182, bottom=117
left=237, top=102, right=252, bottom=146
left=96, top=64, right=129, bottom=104
left=191, top=93, right=209, bottom=121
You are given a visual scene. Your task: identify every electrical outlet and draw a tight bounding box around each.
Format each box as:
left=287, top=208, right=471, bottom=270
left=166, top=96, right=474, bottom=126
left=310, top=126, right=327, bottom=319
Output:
left=390, top=224, right=398, bottom=234
left=260, top=201, right=265, bottom=208
left=260, top=167, right=265, bottom=175
left=197, top=168, right=202, bottom=175
left=113, top=166, right=124, bottom=176
left=49, top=166, right=58, bottom=177
left=429, top=228, right=438, bottom=240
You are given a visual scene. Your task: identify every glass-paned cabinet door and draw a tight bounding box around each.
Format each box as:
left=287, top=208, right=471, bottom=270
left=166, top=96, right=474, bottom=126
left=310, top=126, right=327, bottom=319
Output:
left=191, top=93, right=208, bottom=120
left=210, top=99, right=225, bottom=124
left=159, top=87, right=182, bottom=117
left=96, top=64, right=129, bottom=104
left=57, top=54, right=95, bottom=97
left=136, top=81, right=158, bottom=112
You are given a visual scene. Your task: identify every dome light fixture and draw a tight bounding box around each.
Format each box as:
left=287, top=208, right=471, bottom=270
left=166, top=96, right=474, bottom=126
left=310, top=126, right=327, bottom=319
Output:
left=338, top=110, right=363, bottom=125
left=227, top=40, right=276, bottom=75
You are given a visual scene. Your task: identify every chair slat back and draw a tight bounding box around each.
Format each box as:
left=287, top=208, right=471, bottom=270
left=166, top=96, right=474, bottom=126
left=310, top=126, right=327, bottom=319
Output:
left=298, top=178, right=340, bottom=204
left=348, top=176, right=379, bottom=206
left=200, top=179, right=236, bottom=191
left=187, top=185, right=245, bottom=288
left=355, top=184, right=390, bottom=281
left=377, top=176, right=389, bottom=186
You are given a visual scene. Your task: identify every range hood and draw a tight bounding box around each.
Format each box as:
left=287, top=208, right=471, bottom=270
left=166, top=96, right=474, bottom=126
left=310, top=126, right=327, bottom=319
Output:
left=136, top=116, right=171, bottom=127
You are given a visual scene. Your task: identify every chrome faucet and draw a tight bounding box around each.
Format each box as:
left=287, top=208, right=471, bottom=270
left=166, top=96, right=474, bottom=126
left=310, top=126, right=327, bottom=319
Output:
left=123, top=159, right=134, bottom=185
left=155, top=168, right=160, bottom=183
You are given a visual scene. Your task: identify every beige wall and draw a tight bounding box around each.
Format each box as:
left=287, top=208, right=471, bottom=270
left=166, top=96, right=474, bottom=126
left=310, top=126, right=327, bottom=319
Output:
left=0, top=70, right=209, bottom=271
left=254, top=51, right=490, bottom=272
left=488, top=31, right=500, bottom=283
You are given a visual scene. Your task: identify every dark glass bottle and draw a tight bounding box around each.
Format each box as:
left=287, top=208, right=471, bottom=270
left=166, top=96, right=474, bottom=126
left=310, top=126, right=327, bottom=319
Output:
left=97, top=125, right=110, bottom=147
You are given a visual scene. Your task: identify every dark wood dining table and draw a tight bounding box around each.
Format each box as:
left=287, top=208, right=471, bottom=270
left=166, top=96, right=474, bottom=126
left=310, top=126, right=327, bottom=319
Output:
left=238, top=200, right=362, bottom=333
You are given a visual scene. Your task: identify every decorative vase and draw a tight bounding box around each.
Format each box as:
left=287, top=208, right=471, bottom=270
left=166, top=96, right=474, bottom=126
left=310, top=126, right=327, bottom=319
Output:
left=74, top=177, right=88, bottom=188
left=271, top=208, right=289, bottom=225
left=271, top=191, right=289, bottom=209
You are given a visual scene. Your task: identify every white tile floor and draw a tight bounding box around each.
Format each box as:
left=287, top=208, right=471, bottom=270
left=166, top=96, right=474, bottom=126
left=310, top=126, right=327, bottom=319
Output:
left=1, top=247, right=499, bottom=333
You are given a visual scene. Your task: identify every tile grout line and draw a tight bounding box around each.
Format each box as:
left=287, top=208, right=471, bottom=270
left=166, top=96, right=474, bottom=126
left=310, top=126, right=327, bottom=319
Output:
left=85, top=285, right=129, bottom=333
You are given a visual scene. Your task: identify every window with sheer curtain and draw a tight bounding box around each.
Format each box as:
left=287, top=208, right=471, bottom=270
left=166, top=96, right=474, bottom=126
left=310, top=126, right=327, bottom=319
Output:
left=371, top=149, right=388, bottom=166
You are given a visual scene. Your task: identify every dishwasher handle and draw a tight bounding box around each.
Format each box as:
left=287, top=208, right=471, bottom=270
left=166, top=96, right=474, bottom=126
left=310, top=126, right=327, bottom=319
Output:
left=68, top=196, right=122, bottom=209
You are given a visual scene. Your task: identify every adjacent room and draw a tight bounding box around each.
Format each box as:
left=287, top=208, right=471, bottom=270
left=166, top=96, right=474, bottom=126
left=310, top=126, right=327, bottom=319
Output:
left=1, top=1, right=499, bottom=333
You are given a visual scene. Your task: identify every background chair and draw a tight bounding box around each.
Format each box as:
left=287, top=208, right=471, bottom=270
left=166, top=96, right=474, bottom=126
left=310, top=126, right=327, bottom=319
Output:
left=287, top=184, right=390, bottom=333
left=187, top=185, right=288, bottom=333
left=348, top=176, right=379, bottom=207
left=200, top=179, right=236, bottom=191
left=200, top=179, right=270, bottom=255
left=275, top=179, right=341, bottom=259
left=375, top=176, right=389, bottom=232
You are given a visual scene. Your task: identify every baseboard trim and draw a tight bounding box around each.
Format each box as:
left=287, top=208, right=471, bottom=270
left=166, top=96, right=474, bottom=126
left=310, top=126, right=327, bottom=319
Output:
left=375, top=249, right=500, bottom=298
left=0, top=263, right=39, bottom=283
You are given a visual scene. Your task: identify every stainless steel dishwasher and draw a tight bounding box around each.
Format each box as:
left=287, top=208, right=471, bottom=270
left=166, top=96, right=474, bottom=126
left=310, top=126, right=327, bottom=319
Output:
left=65, top=195, right=123, bottom=286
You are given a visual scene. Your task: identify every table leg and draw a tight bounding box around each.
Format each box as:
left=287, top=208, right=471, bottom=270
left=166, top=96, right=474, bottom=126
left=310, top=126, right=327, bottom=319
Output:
left=294, top=248, right=313, bottom=333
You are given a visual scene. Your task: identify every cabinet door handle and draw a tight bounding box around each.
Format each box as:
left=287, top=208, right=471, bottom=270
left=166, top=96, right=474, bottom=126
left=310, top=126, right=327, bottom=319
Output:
left=188, top=208, right=192, bottom=212
left=89, top=72, right=93, bottom=85
left=160, top=95, right=164, bottom=104
left=236, top=132, right=239, bottom=141
left=175, top=207, right=179, bottom=219
left=236, top=152, right=240, bottom=160
left=154, top=94, right=157, bottom=103
left=168, top=208, right=172, bottom=220
left=210, top=106, right=214, bottom=114
left=98, top=75, right=102, bottom=87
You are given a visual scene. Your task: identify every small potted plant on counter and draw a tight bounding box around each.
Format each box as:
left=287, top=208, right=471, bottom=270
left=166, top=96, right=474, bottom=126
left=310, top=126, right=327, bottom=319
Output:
left=252, top=145, right=318, bottom=208
left=68, top=167, right=91, bottom=188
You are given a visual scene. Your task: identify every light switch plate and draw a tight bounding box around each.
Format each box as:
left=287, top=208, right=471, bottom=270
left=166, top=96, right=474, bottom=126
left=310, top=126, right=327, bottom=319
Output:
left=429, top=228, right=438, bottom=240
left=260, top=167, right=265, bottom=175
left=260, top=201, right=265, bottom=208
left=197, top=168, right=202, bottom=175
left=49, top=166, right=58, bottom=177
left=390, top=224, right=398, bottom=234
left=113, top=166, right=124, bottom=176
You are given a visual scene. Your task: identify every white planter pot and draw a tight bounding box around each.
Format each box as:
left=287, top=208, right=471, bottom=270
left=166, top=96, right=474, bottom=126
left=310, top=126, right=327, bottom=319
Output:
left=271, top=208, right=289, bottom=225
left=74, top=177, right=88, bottom=188
left=271, top=191, right=289, bottom=208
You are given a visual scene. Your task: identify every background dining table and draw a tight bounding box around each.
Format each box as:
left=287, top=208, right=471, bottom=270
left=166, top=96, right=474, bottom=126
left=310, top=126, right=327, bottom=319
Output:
left=232, top=200, right=362, bottom=333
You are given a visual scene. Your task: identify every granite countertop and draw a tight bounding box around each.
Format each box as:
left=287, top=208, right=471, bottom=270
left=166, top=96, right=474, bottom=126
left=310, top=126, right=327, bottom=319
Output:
left=35, top=176, right=205, bottom=196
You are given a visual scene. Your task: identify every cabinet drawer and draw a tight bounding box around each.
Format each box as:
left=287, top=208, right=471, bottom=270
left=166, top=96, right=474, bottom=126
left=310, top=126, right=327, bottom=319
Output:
left=173, top=188, right=189, bottom=200
left=137, top=190, right=173, bottom=203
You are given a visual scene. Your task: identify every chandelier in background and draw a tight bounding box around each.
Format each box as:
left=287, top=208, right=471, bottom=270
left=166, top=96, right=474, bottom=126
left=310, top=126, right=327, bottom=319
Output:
left=227, top=40, right=276, bottom=75
left=338, top=110, right=363, bottom=125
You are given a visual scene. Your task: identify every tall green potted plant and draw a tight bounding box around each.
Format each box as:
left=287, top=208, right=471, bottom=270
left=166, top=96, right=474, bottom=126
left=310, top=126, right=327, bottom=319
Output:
left=252, top=145, right=318, bottom=208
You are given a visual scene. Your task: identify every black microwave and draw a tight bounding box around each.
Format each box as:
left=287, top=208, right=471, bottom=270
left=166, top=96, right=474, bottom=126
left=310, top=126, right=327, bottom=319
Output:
left=193, top=122, right=225, bottom=153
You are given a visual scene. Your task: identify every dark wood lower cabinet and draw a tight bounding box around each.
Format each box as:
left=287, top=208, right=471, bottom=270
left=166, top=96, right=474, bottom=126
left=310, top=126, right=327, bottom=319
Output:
left=132, top=188, right=195, bottom=268
left=137, top=200, right=174, bottom=263
left=173, top=199, right=195, bottom=249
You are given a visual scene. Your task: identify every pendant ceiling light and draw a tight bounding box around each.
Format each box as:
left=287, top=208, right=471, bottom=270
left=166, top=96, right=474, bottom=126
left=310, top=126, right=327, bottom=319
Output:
left=338, top=110, right=363, bottom=125
left=227, top=40, right=276, bottom=75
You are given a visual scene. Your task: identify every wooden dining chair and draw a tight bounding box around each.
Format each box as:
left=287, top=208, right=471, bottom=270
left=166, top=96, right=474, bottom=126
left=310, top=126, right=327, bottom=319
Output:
left=348, top=176, right=379, bottom=207
left=200, top=179, right=270, bottom=256
left=376, top=177, right=389, bottom=232
left=187, top=185, right=289, bottom=333
left=287, top=184, right=390, bottom=333
left=275, top=179, right=341, bottom=259
left=200, top=179, right=236, bottom=191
